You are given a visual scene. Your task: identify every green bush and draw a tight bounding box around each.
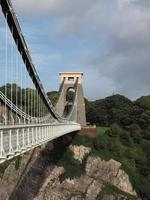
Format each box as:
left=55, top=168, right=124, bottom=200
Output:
left=142, top=129, right=150, bottom=140
left=108, top=123, right=122, bottom=137
left=58, top=149, right=85, bottom=181
left=129, top=124, right=142, bottom=143
left=0, top=164, right=7, bottom=177
left=119, top=130, right=133, bottom=146
left=72, top=135, right=94, bottom=148
left=14, top=156, right=21, bottom=170
left=142, top=139, right=150, bottom=155
left=94, top=135, right=107, bottom=150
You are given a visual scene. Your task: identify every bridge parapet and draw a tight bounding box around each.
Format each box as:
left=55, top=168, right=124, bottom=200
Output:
left=0, top=123, right=81, bottom=164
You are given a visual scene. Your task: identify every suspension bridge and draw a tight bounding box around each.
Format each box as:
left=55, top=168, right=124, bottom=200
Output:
left=0, top=0, right=86, bottom=164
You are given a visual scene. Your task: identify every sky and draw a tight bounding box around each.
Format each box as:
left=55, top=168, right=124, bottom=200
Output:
left=1, top=0, right=150, bottom=100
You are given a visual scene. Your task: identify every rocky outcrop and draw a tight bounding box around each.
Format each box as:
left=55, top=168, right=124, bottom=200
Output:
left=86, top=157, right=136, bottom=196
left=69, top=145, right=91, bottom=163
left=0, top=142, right=54, bottom=200
left=35, top=145, right=138, bottom=200
left=86, top=179, right=103, bottom=200
left=0, top=148, right=38, bottom=200
left=36, top=166, right=65, bottom=200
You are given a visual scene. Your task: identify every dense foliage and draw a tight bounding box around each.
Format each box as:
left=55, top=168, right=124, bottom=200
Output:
left=70, top=123, right=150, bottom=200
left=86, top=94, right=150, bottom=128
left=47, top=91, right=59, bottom=106
left=0, top=84, right=48, bottom=117
left=93, top=124, right=150, bottom=200
left=85, top=95, right=150, bottom=199
left=0, top=84, right=39, bottom=116
left=58, top=148, right=86, bottom=181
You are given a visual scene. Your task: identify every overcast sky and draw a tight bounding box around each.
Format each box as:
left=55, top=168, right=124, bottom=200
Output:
left=7, top=0, right=150, bottom=100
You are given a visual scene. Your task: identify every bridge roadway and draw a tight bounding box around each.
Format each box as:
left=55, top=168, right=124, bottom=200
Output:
left=0, top=123, right=81, bottom=164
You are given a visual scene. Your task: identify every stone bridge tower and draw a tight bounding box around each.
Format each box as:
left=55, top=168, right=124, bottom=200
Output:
left=56, top=72, right=86, bottom=127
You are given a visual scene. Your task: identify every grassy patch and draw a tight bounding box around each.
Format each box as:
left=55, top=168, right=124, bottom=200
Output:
left=72, top=134, right=94, bottom=148
left=97, top=127, right=110, bottom=135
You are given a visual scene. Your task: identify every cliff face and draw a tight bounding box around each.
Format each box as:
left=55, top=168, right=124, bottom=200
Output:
left=35, top=145, right=138, bottom=200
left=0, top=137, right=139, bottom=200
left=0, top=146, right=45, bottom=200
left=0, top=134, right=74, bottom=200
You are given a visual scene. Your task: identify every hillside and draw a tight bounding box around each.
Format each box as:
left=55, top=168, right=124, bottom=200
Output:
left=46, top=91, right=150, bottom=128
left=135, top=96, right=150, bottom=110
left=86, top=94, right=150, bottom=128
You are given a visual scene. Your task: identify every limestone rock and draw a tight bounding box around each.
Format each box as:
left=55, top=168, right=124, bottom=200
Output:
left=0, top=151, right=34, bottom=200
left=85, top=156, right=136, bottom=196
left=70, top=195, right=85, bottom=200
left=43, top=181, right=71, bottom=200
left=112, top=169, right=136, bottom=195
left=86, top=180, right=103, bottom=200
left=0, top=146, right=46, bottom=200
left=36, top=166, right=65, bottom=200
left=35, top=153, right=137, bottom=200
left=69, top=145, right=91, bottom=163
left=62, top=175, right=93, bottom=193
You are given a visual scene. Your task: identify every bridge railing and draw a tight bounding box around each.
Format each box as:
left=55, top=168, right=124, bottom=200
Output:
left=0, top=123, right=81, bottom=164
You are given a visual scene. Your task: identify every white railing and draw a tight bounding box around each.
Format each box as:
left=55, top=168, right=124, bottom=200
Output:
left=0, top=123, right=81, bottom=164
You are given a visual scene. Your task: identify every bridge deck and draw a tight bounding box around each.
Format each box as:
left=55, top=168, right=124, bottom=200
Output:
left=0, top=123, right=81, bottom=164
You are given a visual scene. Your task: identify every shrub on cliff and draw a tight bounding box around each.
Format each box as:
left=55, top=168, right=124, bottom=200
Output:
left=58, top=149, right=85, bottom=181
left=92, top=123, right=150, bottom=199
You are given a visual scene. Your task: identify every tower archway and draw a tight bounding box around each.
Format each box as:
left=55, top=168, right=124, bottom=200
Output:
left=56, top=72, right=86, bottom=126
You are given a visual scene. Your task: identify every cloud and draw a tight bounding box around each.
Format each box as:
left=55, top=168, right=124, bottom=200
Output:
left=11, top=0, right=60, bottom=15
left=11, top=0, right=97, bottom=17
left=82, top=0, right=150, bottom=99
left=7, top=0, right=150, bottom=100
